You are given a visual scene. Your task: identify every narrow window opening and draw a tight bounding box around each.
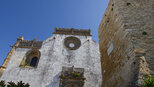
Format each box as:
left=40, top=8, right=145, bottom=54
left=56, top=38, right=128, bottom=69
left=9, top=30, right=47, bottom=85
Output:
left=30, top=57, right=38, bottom=67
left=20, top=49, right=41, bottom=68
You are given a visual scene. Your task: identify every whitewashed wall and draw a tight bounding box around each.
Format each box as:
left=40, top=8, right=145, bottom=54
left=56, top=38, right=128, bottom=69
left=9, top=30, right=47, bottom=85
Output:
left=0, top=34, right=102, bottom=87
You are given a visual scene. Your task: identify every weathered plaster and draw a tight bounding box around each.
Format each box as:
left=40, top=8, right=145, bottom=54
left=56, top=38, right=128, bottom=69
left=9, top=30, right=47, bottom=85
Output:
left=0, top=34, right=102, bottom=87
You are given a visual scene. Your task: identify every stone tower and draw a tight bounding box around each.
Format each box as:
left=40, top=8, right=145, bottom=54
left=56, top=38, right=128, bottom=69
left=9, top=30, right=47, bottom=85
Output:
left=0, top=28, right=102, bottom=87
left=98, top=0, right=153, bottom=87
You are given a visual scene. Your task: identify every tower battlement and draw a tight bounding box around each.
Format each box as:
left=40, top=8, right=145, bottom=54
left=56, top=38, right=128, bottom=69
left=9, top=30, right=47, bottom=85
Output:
left=53, top=28, right=91, bottom=36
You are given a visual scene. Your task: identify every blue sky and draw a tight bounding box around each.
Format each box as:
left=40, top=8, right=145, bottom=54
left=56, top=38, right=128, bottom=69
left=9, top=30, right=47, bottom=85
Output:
left=0, top=0, right=109, bottom=65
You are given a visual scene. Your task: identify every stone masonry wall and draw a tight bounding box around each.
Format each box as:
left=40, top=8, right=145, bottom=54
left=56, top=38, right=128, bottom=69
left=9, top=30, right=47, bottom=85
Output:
left=98, top=0, right=154, bottom=87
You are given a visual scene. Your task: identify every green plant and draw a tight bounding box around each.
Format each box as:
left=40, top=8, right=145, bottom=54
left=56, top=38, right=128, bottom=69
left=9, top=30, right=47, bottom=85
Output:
left=0, top=80, right=6, bottom=87
left=72, top=72, right=80, bottom=77
left=16, top=81, right=29, bottom=87
left=7, top=81, right=16, bottom=87
left=143, top=74, right=154, bottom=87
left=127, top=3, right=131, bottom=6
left=142, top=32, right=147, bottom=35
left=60, top=73, right=65, bottom=78
left=25, top=63, right=30, bottom=66
left=0, top=81, right=29, bottom=87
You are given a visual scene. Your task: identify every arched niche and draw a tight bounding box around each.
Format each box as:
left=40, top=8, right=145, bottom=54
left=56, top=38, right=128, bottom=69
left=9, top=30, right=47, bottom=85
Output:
left=20, top=49, right=41, bottom=68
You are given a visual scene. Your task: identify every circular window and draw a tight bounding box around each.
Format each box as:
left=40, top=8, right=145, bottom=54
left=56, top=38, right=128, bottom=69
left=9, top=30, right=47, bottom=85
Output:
left=69, top=43, right=75, bottom=48
left=64, top=37, right=81, bottom=50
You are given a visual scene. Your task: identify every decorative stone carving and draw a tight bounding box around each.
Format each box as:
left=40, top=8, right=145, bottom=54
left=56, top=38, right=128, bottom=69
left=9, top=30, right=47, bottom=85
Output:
left=59, top=66, right=85, bottom=87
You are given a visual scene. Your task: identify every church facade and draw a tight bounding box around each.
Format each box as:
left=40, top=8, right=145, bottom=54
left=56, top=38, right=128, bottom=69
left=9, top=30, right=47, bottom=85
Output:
left=0, top=28, right=102, bottom=87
